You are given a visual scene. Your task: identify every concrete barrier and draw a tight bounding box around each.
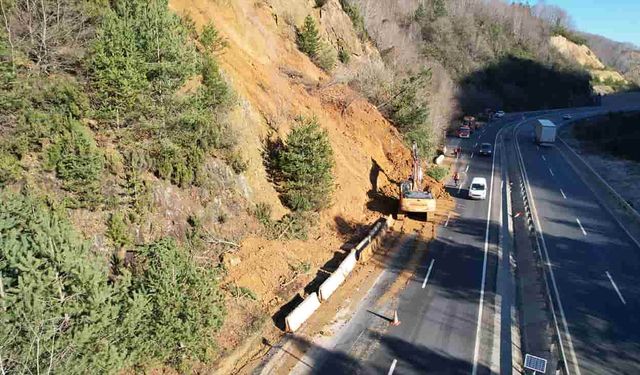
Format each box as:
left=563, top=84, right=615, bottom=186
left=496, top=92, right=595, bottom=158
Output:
left=336, top=250, right=357, bottom=278
left=285, top=292, right=321, bottom=332
left=318, top=271, right=346, bottom=302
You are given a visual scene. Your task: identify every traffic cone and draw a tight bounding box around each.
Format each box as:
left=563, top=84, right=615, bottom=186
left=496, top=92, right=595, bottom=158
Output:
left=391, top=310, right=401, bottom=326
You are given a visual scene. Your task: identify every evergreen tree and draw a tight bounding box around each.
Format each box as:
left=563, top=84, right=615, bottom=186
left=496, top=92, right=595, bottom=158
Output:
left=297, top=15, right=320, bottom=58
left=277, top=117, right=334, bottom=211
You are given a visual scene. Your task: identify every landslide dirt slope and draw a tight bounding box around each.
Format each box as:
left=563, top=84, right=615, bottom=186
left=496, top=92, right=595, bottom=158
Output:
left=551, top=35, right=628, bottom=93
left=168, top=0, right=449, bottom=370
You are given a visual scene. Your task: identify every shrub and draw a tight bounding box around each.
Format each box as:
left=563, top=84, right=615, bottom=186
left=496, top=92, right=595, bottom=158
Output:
left=276, top=117, right=334, bottom=211
left=107, top=211, right=133, bottom=249
left=338, top=45, right=351, bottom=64
left=46, top=120, right=104, bottom=196
left=129, top=238, right=226, bottom=364
left=253, top=202, right=273, bottom=226
left=426, top=165, right=449, bottom=182
left=297, top=15, right=320, bottom=58
left=199, top=21, right=227, bottom=53
left=316, top=43, right=337, bottom=72
left=0, top=151, right=21, bottom=186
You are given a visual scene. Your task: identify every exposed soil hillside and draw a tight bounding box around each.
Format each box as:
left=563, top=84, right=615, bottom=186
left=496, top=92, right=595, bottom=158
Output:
left=550, top=35, right=628, bottom=93
left=168, top=0, right=450, bottom=369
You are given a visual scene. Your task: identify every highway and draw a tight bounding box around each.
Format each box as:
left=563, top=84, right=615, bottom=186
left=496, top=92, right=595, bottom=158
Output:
left=277, top=101, right=640, bottom=375
left=514, top=113, right=640, bottom=375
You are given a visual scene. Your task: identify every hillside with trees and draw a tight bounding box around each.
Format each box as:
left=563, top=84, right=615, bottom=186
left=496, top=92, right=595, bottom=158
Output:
left=0, top=0, right=615, bottom=373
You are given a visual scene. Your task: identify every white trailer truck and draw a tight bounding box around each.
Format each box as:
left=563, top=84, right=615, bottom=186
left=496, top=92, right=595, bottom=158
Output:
left=535, top=119, right=556, bottom=145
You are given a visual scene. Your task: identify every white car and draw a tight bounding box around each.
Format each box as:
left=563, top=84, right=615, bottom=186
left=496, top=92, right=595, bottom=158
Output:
left=563, top=114, right=572, bottom=120
left=495, top=110, right=505, bottom=118
left=468, top=177, right=487, bottom=200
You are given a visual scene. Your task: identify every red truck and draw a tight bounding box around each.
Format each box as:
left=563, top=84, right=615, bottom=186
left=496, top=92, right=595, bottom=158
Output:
left=457, top=125, right=471, bottom=138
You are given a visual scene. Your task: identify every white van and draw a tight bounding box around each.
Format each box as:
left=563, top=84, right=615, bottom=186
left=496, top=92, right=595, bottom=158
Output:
left=468, top=177, right=487, bottom=200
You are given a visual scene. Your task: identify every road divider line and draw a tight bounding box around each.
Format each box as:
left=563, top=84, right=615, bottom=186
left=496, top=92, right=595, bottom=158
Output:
left=605, top=271, right=627, bottom=305
left=444, top=212, right=451, bottom=227
left=471, top=125, right=503, bottom=375
left=576, top=218, right=587, bottom=236
left=471, top=153, right=474, bottom=159
left=549, top=168, right=555, bottom=177
left=387, top=359, right=397, bottom=375
left=542, top=155, right=546, bottom=161
left=422, top=259, right=435, bottom=289
left=465, top=165, right=470, bottom=173
left=560, top=189, right=567, bottom=199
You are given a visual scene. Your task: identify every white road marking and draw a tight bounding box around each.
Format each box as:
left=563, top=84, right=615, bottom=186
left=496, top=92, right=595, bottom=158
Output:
left=444, top=212, right=451, bottom=227
left=471, top=153, right=474, bottom=159
left=465, top=165, right=470, bottom=173
left=537, top=145, right=540, bottom=151
left=421, top=259, right=435, bottom=289
left=474, top=143, right=478, bottom=147
left=387, top=359, right=398, bottom=375
left=560, top=189, right=567, bottom=199
left=542, top=155, right=546, bottom=161
left=471, top=126, right=502, bottom=375
left=457, top=181, right=464, bottom=194
left=515, top=120, right=580, bottom=375
left=549, top=168, right=555, bottom=177
left=576, top=218, right=587, bottom=236
left=605, top=271, right=627, bottom=305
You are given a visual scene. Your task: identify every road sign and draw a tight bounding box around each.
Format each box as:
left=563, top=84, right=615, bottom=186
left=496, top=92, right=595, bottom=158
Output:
left=524, top=354, right=547, bottom=373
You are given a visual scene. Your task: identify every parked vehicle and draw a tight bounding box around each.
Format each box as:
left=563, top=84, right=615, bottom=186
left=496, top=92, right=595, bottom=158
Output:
left=457, top=125, right=471, bottom=138
left=479, top=143, right=493, bottom=156
left=495, top=110, right=505, bottom=118
left=535, top=119, right=557, bottom=145
left=563, top=114, right=572, bottom=120
left=468, top=177, right=487, bottom=200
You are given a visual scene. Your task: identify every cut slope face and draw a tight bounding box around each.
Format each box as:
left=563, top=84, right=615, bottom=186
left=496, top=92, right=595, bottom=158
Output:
left=551, top=35, right=605, bottom=69
left=551, top=35, right=628, bottom=93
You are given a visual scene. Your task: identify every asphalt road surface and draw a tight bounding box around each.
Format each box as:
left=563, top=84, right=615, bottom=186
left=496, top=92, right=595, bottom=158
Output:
left=515, top=113, right=640, bottom=375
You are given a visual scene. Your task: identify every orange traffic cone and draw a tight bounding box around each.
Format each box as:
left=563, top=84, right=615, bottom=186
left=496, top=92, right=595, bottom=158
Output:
left=391, top=310, right=401, bottom=326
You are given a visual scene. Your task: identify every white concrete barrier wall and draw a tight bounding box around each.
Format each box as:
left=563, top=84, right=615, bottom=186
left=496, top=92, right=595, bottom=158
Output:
left=336, top=250, right=357, bottom=278
left=285, top=292, right=321, bottom=332
left=318, top=271, right=346, bottom=302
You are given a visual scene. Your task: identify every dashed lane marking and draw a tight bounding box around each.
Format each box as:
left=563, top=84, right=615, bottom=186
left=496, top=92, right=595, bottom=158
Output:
left=387, top=359, right=398, bottom=375
left=606, top=271, right=627, bottom=305
left=560, top=189, right=567, bottom=199
left=576, top=218, right=587, bottom=236
left=422, top=259, right=435, bottom=289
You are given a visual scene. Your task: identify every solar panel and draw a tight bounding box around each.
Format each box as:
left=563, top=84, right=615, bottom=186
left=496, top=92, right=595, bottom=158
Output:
left=524, top=354, right=547, bottom=373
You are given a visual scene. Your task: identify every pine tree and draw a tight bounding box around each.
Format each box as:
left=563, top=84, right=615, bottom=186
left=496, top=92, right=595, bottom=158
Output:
left=297, top=15, right=320, bottom=58
left=277, top=117, right=334, bottom=211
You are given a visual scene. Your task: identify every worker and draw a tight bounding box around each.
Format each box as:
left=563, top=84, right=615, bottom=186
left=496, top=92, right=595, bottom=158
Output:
left=453, top=172, right=460, bottom=186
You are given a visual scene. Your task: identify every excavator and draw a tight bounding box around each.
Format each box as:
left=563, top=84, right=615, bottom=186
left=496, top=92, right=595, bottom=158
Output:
left=398, top=143, right=437, bottom=221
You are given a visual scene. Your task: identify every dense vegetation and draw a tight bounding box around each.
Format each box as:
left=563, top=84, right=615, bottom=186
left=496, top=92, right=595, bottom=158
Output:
left=0, top=192, right=224, bottom=373
left=0, top=0, right=235, bottom=372
left=573, top=112, right=640, bottom=162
